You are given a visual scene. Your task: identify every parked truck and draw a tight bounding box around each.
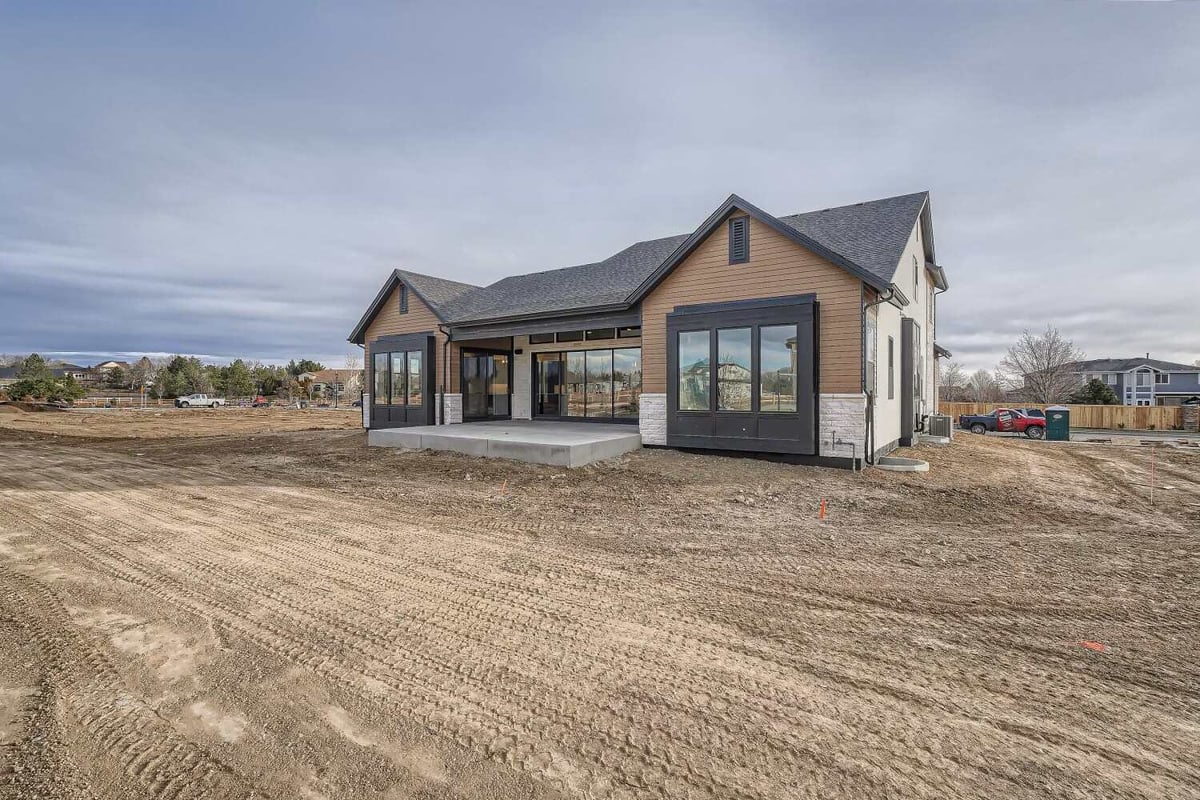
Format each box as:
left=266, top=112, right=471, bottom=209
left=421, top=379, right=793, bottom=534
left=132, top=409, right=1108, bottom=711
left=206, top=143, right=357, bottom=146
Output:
left=174, top=393, right=225, bottom=408
left=958, top=407, right=1046, bottom=439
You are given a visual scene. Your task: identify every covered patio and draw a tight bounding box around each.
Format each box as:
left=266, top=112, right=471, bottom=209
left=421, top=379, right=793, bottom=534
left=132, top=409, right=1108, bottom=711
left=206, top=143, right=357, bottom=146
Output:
left=367, top=420, right=642, bottom=468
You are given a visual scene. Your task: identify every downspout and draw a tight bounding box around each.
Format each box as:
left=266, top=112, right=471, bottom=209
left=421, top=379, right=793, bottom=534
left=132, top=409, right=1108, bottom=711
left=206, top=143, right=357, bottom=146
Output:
left=862, top=287, right=897, bottom=466
left=437, top=323, right=451, bottom=425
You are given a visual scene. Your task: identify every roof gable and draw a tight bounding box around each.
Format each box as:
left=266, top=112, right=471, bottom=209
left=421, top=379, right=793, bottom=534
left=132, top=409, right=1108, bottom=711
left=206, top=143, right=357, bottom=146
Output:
left=348, top=269, right=479, bottom=344
left=627, top=194, right=902, bottom=303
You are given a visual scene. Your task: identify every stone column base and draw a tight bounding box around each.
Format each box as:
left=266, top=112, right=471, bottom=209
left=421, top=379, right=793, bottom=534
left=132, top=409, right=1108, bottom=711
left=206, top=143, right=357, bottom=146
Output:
left=436, top=393, right=463, bottom=425
left=639, top=393, right=667, bottom=445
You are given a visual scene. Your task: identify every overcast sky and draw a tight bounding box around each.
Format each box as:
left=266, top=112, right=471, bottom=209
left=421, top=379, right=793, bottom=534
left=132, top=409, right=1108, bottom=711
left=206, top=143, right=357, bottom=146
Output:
left=2, top=1, right=1197, bottom=372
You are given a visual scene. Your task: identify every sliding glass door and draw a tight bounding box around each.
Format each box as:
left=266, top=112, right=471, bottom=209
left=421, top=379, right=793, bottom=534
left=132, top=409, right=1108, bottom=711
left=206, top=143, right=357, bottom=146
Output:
left=461, top=350, right=511, bottom=420
left=533, top=347, right=641, bottom=422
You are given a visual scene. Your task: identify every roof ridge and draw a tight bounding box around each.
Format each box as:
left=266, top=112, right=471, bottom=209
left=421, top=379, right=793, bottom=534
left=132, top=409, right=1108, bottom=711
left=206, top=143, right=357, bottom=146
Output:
left=780, top=190, right=929, bottom=219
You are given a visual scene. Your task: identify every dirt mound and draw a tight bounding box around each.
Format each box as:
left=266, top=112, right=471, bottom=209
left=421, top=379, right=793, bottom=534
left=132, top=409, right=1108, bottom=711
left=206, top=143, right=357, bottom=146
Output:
left=0, top=403, right=20, bottom=414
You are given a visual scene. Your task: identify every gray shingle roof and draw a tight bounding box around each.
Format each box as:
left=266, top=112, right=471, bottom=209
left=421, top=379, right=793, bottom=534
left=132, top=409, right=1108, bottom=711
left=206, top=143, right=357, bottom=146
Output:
left=777, top=192, right=929, bottom=288
left=442, top=234, right=690, bottom=323
left=1075, top=357, right=1199, bottom=373
left=350, top=191, right=932, bottom=340
left=393, top=269, right=478, bottom=309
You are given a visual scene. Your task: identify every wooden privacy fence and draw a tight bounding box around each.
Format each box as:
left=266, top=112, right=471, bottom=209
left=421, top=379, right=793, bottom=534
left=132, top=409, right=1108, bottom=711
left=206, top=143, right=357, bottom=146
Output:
left=938, top=402, right=1184, bottom=431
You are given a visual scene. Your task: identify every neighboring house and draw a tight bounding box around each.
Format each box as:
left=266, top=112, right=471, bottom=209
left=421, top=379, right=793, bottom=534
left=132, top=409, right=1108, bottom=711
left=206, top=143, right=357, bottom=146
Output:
left=307, top=369, right=363, bottom=399
left=348, top=191, right=950, bottom=468
left=1073, top=357, right=1200, bottom=406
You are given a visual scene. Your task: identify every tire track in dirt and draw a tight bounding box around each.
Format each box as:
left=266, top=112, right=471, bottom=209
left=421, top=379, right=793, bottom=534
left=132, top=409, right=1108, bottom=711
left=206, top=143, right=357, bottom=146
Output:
left=0, top=564, right=257, bottom=799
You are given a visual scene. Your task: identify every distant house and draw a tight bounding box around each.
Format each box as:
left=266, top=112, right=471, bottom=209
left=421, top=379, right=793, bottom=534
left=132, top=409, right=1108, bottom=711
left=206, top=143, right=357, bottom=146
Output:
left=82, top=360, right=132, bottom=386
left=1073, top=356, right=1200, bottom=406
left=306, top=369, right=363, bottom=399
left=0, top=362, right=88, bottom=389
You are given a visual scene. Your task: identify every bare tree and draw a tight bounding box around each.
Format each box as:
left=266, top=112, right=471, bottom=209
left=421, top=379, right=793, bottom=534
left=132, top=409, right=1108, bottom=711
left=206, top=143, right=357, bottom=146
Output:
left=968, top=369, right=1004, bottom=403
left=939, top=362, right=965, bottom=402
left=343, top=351, right=364, bottom=397
left=999, top=326, right=1084, bottom=404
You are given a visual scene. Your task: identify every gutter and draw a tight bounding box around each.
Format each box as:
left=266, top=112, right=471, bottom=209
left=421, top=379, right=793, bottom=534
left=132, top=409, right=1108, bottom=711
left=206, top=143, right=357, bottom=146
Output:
left=861, top=286, right=897, bottom=466
left=437, top=323, right=451, bottom=425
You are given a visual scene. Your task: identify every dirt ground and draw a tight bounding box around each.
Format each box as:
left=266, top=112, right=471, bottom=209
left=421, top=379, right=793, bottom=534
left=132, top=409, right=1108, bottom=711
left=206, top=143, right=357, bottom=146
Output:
left=0, top=414, right=1197, bottom=800
left=0, top=406, right=362, bottom=438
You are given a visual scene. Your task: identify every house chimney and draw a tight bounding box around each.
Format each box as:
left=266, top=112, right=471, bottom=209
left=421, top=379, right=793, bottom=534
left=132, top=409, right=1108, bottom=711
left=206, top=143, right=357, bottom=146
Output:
left=1146, top=352, right=1150, bottom=359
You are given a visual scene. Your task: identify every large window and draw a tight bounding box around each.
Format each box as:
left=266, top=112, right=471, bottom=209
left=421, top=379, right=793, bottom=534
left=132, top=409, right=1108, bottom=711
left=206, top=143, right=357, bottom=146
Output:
left=678, top=331, right=711, bottom=411
left=535, top=347, right=642, bottom=420
left=373, top=349, right=424, bottom=406
left=759, top=325, right=797, bottom=412
left=717, top=328, right=752, bottom=411
left=676, top=323, right=803, bottom=413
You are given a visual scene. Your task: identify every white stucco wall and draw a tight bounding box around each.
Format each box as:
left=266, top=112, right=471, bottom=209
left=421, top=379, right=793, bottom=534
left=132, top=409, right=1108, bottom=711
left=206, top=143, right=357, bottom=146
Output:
left=869, top=215, right=938, bottom=452
left=872, top=302, right=904, bottom=451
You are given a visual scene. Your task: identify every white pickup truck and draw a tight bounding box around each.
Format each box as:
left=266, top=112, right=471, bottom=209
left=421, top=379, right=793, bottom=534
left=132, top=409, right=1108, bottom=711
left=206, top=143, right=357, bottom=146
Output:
left=174, top=393, right=226, bottom=408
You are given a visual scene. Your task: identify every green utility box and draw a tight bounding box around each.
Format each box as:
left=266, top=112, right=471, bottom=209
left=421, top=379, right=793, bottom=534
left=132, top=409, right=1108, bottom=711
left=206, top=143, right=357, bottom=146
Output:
left=1045, top=405, right=1070, bottom=441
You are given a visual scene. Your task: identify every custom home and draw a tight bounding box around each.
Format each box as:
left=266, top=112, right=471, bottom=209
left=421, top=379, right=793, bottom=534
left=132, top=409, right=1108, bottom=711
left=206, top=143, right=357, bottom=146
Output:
left=348, top=192, right=949, bottom=468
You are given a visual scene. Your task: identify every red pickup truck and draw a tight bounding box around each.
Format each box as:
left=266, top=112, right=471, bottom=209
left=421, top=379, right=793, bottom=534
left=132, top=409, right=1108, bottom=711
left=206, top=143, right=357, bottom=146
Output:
left=958, top=407, right=1046, bottom=439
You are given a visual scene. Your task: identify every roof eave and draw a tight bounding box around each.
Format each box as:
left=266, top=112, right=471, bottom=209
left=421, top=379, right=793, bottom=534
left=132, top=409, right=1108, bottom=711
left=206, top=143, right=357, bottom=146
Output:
left=447, top=300, right=631, bottom=331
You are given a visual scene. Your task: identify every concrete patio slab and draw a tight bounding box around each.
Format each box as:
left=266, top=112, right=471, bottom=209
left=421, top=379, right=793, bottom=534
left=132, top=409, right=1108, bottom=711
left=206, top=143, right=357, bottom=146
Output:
left=368, top=420, right=642, bottom=467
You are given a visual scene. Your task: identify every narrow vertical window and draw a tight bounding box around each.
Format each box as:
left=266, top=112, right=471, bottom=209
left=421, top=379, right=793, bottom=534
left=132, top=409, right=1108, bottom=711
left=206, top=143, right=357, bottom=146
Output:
left=717, top=328, right=752, bottom=411
left=728, top=217, right=749, bottom=264
left=758, top=325, right=798, bottom=412
left=678, top=331, right=711, bottom=410
left=406, top=351, right=422, bottom=405
left=887, top=336, right=895, bottom=400
left=389, top=353, right=406, bottom=405
left=399, top=284, right=409, bottom=314
left=373, top=352, right=388, bottom=402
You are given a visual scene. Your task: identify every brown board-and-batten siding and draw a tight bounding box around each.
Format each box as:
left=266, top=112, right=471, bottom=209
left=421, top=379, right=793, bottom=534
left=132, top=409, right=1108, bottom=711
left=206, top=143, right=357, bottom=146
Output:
left=641, top=209, right=864, bottom=394
left=363, top=285, right=456, bottom=394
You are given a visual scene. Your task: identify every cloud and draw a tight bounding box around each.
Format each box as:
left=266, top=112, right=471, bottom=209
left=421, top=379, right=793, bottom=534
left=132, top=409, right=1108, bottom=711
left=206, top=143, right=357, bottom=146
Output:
left=1, top=1, right=1197, bottom=372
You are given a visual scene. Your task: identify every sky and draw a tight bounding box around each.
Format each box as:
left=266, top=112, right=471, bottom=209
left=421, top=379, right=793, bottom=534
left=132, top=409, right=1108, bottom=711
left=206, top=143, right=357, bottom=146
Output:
left=1, top=0, right=1197, bottom=373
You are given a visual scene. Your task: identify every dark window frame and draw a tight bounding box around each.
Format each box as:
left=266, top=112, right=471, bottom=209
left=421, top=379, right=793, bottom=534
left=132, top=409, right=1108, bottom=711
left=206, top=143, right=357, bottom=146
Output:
left=528, top=332, right=555, bottom=344
left=399, top=284, right=409, bottom=314
left=666, top=295, right=817, bottom=456
left=585, top=327, right=617, bottom=341
left=556, top=330, right=585, bottom=343
left=728, top=216, right=750, bottom=264
left=616, top=326, right=641, bottom=339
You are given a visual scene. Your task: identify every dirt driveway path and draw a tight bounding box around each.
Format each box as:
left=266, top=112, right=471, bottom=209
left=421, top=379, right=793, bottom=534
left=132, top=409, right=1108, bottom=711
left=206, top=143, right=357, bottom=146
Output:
left=1, top=427, right=1197, bottom=799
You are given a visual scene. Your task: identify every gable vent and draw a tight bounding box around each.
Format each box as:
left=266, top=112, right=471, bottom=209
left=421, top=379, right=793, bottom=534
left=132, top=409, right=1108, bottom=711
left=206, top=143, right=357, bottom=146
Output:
left=728, top=216, right=749, bottom=264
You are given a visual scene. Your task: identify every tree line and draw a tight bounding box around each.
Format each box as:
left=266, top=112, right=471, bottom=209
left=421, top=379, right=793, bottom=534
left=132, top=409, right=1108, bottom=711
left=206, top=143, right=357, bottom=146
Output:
left=938, top=326, right=1119, bottom=405
left=3, top=353, right=362, bottom=401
